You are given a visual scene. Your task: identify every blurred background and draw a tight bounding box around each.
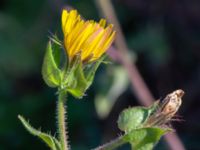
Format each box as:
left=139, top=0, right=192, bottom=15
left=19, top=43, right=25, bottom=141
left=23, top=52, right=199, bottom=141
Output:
left=0, top=0, right=200, bottom=149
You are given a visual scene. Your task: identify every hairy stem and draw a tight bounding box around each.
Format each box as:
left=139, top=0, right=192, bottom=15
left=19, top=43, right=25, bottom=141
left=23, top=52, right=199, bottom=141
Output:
left=93, top=136, right=126, bottom=150
left=57, top=90, right=68, bottom=150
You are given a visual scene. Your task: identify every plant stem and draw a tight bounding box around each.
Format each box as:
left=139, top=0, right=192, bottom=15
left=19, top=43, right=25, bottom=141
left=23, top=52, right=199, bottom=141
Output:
left=57, top=90, right=68, bottom=150
left=93, top=136, right=126, bottom=150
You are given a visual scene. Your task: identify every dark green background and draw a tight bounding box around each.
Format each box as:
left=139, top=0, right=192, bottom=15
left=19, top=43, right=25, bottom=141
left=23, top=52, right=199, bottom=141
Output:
left=0, top=0, right=200, bottom=149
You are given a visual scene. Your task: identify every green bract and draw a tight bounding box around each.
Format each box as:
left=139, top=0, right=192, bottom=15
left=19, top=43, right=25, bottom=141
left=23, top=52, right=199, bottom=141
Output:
left=117, top=101, right=171, bottom=150
left=42, top=41, right=62, bottom=87
left=117, top=101, right=159, bottom=133
left=42, top=40, right=105, bottom=98
left=125, top=127, right=169, bottom=150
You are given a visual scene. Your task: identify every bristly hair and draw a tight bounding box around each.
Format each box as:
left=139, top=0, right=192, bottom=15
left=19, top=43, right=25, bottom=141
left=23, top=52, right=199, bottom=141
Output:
left=48, top=31, right=62, bottom=46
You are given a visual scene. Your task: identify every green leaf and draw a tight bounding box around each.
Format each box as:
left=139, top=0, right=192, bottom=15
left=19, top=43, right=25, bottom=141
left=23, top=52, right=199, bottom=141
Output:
left=42, top=41, right=61, bottom=87
left=51, top=40, right=62, bottom=67
left=124, top=127, right=169, bottom=150
left=18, top=115, right=60, bottom=150
left=53, top=138, right=62, bottom=150
left=94, top=66, right=129, bottom=119
left=117, top=102, right=159, bottom=133
left=118, top=107, right=149, bottom=133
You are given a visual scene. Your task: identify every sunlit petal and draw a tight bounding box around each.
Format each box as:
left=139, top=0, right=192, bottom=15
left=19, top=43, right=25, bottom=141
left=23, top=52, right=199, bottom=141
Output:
left=61, top=9, right=116, bottom=62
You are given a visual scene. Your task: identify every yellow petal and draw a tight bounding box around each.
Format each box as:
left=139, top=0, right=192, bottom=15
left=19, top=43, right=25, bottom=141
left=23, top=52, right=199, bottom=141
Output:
left=62, top=10, right=80, bottom=36
left=62, top=9, right=69, bottom=33
left=92, top=25, right=113, bottom=57
left=68, top=22, right=95, bottom=57
left=61, top=9, right=116, bottom=62
left=81, top=28, right=105, bottom=60
left=99, top=19, right=106, bottom=28
left=98, top=31, right=116, bottom=56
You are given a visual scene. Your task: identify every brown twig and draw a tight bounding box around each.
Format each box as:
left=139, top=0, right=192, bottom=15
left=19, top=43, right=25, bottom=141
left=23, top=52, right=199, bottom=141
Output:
left=95, top=0, right=185, bottom=149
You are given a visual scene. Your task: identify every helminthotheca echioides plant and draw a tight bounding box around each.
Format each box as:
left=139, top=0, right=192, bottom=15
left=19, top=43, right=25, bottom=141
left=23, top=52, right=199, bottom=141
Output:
left=18, top=8, right=184, bottom=150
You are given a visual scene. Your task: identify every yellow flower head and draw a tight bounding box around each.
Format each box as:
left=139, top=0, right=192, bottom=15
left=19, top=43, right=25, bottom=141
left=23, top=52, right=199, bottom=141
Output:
left=62, top=9, right=116, bottom=62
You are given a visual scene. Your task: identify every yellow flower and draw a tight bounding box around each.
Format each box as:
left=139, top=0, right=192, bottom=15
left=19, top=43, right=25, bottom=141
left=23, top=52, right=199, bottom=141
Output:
left=62, top=9, right=116, bottom=62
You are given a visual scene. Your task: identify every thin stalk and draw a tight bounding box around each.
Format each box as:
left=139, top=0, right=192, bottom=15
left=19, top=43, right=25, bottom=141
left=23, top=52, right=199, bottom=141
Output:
left=57, top=90, right=68, bottom=150
left=93, top=136, right=126, bottom=150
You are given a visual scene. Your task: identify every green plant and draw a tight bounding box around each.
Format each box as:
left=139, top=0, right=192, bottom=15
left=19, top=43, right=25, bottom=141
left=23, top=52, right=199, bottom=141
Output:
left=18, top=8, right=184, bottom=150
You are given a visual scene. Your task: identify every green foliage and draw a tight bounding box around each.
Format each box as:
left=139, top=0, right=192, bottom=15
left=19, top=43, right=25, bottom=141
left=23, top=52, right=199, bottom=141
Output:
left=125, top=127, right=168, bottom=150
left=95, top=66, right=129, bottom=119
left=116, top=101, right=170, bottom=150
left=128, top=24, right=170, bottom=65
left=60, top=54, right=106, bottom=99
left=42, top=39, right=106, bottom=99
left=118, top=107, right=150, bottom=133
left=63, top=56, right=88, bottom=98
left=42, top=41, right=62, bottom=88
left=18, top=115, right=61, bottom=150
left=0, top=0, right=189, bottom=149
left=117, top=102, right=158, bottom=133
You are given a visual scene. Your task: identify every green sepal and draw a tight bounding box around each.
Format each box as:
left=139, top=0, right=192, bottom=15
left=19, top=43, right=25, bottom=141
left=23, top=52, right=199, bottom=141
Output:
left=117, top=101, right=159, bottom=133
left=60, top=53, right=87, bottom=98
left=124, top=127, right=169, bottom=150
left=42, top=41, right=62, bottom=88
left=66, top=62, right=88, bottom=98
left=63, top=54, right=105, bottom=99
left=84, top=55, right=106, bottom=82
left=18, top=115, right=61, bottom=150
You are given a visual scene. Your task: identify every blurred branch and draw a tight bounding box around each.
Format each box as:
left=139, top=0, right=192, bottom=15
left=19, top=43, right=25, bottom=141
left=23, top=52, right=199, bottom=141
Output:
left=95, top=0, right=185, bottom=150
left=95, top=0, right=153, bottom=106
left=107, top=47, right=153, bottom=106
